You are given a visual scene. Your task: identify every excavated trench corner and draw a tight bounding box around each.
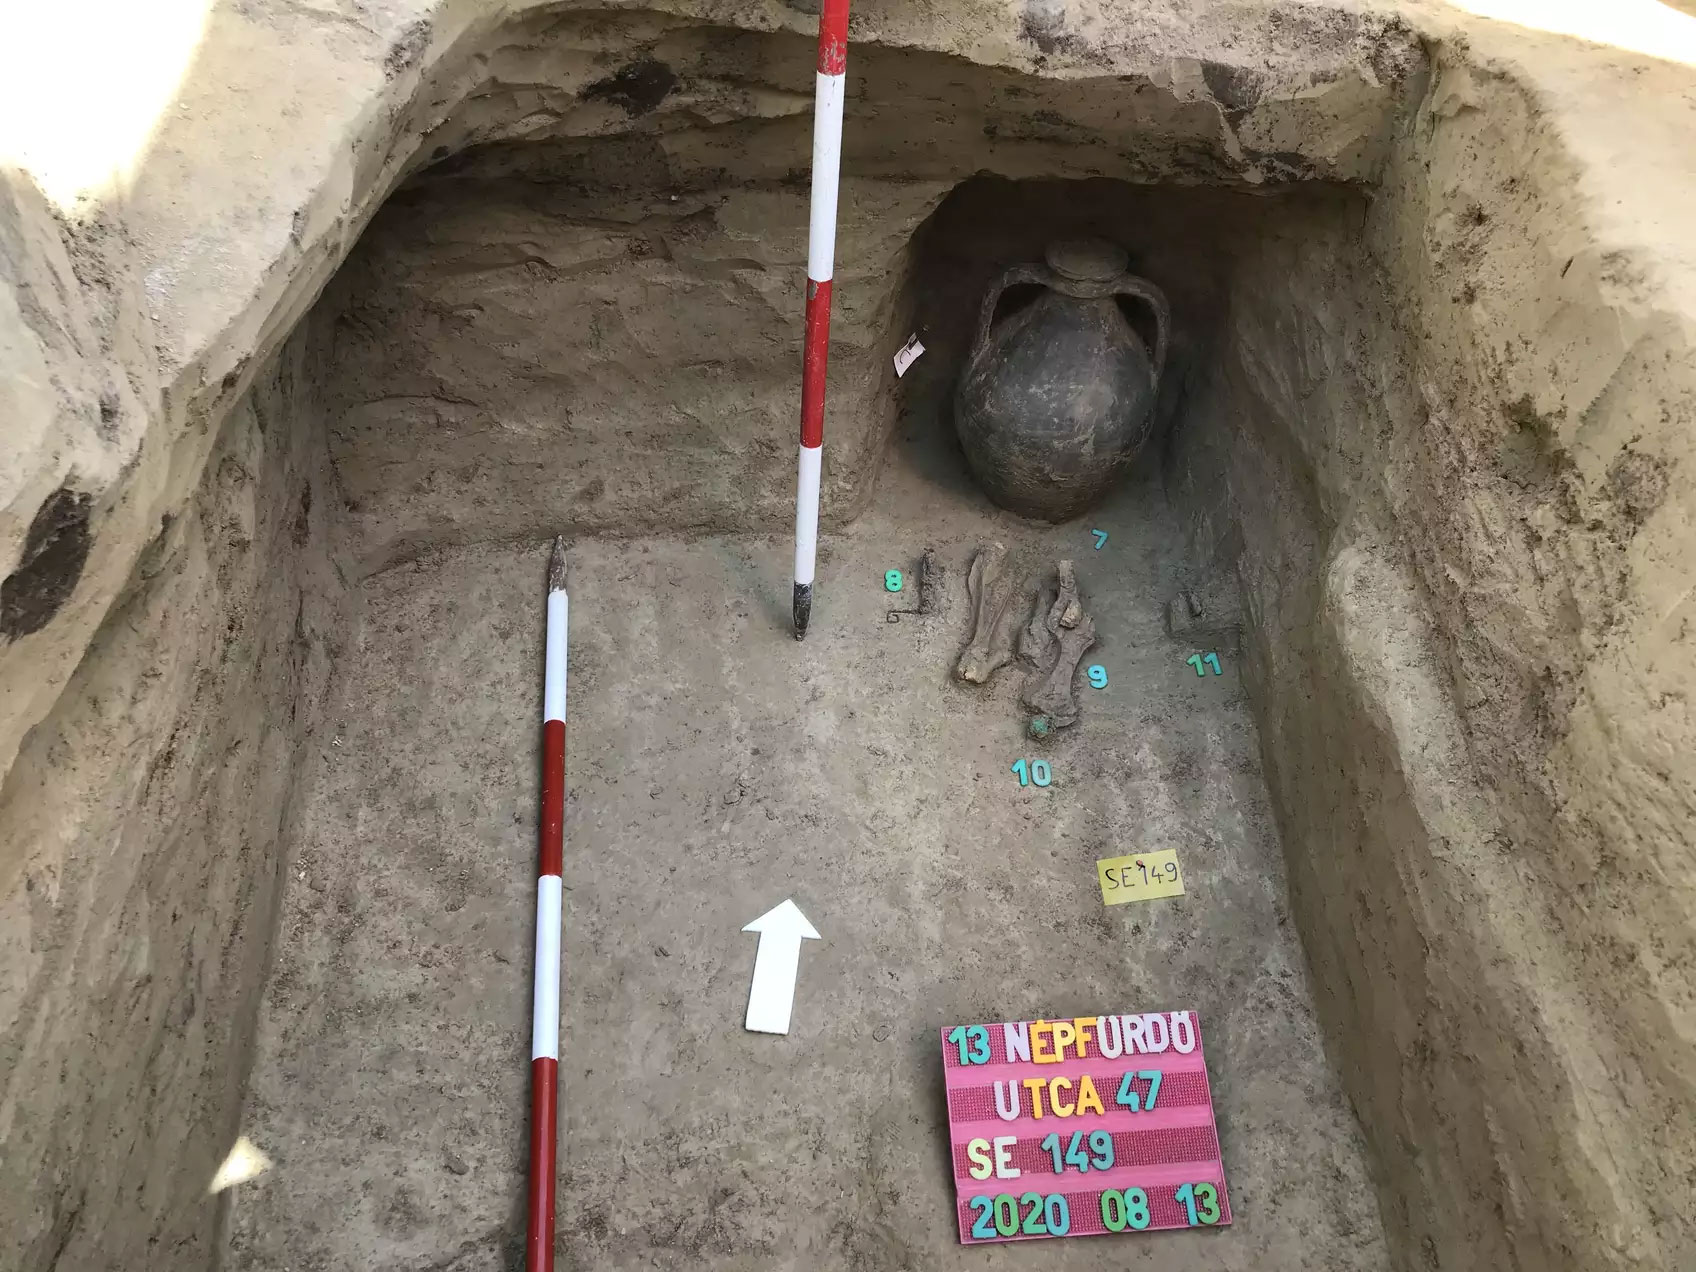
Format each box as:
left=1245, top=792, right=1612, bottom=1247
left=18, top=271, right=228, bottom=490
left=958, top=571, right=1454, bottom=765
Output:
left=6, top=7, right=1695, bottom=1272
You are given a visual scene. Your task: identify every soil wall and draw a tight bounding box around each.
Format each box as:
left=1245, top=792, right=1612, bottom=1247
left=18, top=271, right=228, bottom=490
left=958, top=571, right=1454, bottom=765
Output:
left=0, top=327, right=348, bottom=1268
left=323, top=155, right=938, bottom=568
left=1171, top=38, right=1696, bottom=1271
left=316, top=7, right=1415, bottom=569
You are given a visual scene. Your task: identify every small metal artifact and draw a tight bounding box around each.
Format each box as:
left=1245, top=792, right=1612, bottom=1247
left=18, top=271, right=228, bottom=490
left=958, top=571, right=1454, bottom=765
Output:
left=887, top=548, right=941, bottom=623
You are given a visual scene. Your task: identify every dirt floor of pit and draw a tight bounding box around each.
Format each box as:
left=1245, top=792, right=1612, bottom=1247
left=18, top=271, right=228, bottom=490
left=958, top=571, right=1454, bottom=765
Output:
left=226, top=411, right=1389, bottom=1270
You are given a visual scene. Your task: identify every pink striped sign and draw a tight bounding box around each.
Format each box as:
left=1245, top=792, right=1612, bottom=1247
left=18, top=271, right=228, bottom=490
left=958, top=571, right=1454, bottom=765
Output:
left=941, top=1012, right=1231, bottom=1243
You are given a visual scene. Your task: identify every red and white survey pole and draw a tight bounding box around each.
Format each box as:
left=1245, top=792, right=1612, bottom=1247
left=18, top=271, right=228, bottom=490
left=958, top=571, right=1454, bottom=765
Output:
left=791, top=0, right=850, bottom=641
left=527, top=536, right=569, bottom=1272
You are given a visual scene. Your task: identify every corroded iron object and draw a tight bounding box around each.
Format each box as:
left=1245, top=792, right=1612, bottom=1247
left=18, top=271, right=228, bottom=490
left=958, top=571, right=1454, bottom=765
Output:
left=954, top=239, right=1169, bottom=522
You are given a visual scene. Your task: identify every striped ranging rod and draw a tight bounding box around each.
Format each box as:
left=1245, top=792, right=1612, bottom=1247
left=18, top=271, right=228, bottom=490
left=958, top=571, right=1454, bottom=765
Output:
left=527, top=536, right=570, bottom=1272
left=791, top=0, right=851, bottom=640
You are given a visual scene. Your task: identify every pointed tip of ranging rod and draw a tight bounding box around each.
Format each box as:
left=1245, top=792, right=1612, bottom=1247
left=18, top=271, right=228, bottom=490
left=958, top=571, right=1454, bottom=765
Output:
left=548, top=535, right=570, bottom=594
left=792, top=583, right=812, bottom=641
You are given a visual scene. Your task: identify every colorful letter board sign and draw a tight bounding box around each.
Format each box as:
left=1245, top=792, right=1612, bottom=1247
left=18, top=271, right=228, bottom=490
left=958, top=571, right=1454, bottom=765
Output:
left=941, top=1011, right=1231, bottom=1243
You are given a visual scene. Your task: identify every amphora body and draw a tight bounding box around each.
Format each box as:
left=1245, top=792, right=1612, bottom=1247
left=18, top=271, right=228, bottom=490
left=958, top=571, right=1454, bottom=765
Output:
left=954, top=239, right=1169, bottom=521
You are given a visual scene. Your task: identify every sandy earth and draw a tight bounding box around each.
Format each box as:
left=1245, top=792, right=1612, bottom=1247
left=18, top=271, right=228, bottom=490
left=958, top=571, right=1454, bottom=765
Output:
left=228, top=434, right=1386, bottom=1269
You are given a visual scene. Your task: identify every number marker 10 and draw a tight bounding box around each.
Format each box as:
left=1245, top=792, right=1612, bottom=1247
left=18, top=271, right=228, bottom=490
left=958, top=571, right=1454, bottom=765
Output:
left=1011, top=758, right=1052, bottom=787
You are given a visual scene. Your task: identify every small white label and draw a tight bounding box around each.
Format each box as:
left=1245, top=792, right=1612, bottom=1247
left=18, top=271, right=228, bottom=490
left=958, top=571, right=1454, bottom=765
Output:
left=893, top=334, right=925, bottom=377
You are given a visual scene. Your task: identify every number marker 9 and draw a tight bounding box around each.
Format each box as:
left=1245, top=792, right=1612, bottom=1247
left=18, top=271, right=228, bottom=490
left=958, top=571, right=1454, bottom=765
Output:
left=1086, top=664, right=1108, bottom=689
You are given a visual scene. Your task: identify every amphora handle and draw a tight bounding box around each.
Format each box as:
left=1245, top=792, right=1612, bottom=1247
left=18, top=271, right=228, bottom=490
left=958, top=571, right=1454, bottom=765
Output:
left=967, top=256, right=1171, bottom=397
left=967, top=263, right=1052, bottom=365
left=1109, top=274, right=1170, bottom=396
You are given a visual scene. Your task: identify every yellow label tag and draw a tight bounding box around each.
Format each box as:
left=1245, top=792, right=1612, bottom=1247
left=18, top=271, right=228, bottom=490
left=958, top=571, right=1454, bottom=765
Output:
left=1097, top=849, right=1185, bottom=905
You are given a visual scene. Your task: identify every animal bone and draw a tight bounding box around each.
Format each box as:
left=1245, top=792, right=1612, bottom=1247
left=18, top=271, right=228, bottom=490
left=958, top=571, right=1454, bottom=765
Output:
left=1050, top=560, right=1084, bottom=629
left=1020, top=559, right=1097, bottom=727
left=955, top=543, right=1017, bottom=684
left=1021, top=611, right=1097, bottom=727
left=1019, top=580, right=1056, bottom=665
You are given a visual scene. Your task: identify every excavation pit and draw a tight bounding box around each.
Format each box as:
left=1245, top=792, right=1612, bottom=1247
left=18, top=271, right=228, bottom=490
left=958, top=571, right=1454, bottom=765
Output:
left=6, top=8, right=1695, bottom=1272
left=224, top=126, right=1404, bottom=1263
left=224, top=107, right=1398, bottom=1268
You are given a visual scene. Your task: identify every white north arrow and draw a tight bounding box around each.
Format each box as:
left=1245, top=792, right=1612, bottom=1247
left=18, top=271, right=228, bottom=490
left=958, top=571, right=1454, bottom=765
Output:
left=742, top=899, right=821, bottom=1035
